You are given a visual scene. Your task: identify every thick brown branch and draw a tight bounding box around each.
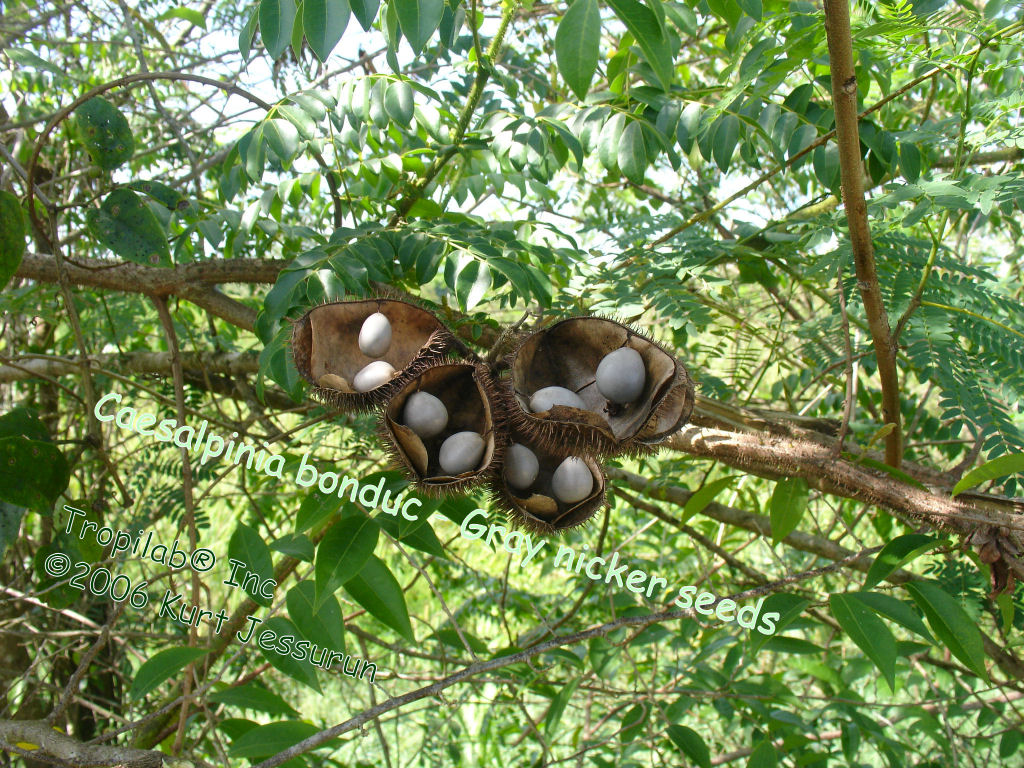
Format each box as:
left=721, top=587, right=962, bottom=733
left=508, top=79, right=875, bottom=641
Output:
left=667, top=424, right=1024, bottom=535
left=0, top=719, right=165, bottom=768
left=16, top=252, right=284, bottom=290
left=15, top=253, right=282, bottom=330
left=823, top=0, right=903, bottom=467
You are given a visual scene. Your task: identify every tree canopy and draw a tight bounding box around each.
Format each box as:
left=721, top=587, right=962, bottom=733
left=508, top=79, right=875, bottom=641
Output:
left=2, top=0, right=1024, bottom=766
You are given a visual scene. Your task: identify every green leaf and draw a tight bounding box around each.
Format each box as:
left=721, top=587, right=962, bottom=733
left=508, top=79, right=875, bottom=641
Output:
left=0, top=191, right=26, bottom=290
left=73, top=97, right=135, bottom=170
left=255, top=617, right=322, bottom=692
left=127, top=180, right=197, bottom=216
left=667, top=724, right=711, bottom=768
left=1001, top=730, right=1022, bottom=759
left=905, top=581, right=989, bottom=680
left=394, top=0, right=443, bottom=55
left=260, top=0, right=298, bottom=59
left=681, top=476, right=739, bottom=524
left=314, top=515, right=379, bottom=608
left=619, top=701, right=650, bottom=743
left=5, top=47, right=77, bottom=79
left=406, top=197, right=444, bottom=218
left=746, top=740, right=777, bottom=768
left=830, top=593, right=897, bottom=690
left=712, top=113, right=740, bottom=173
left=384, top=81, right=415, bottom=127
left=286, top=580, right=345, bottom=652
left=229, top=720, right=320, bottom=758
left=0, top=408, right=50, bottom=442
left=209, top=683, right=300, bottom=718
left=812, top=144, right=840, bottom=191
left=544, top=678, right=581, bottom=734
left=0, top=503, right=25, bottom=559
left=863, top=534, right=942, bottom=590
left=605, top=0, right=674, bottom=91
left=952, top=453, right=1024, bottom=496
left=295, top=488, right=344, bottom=533
left=852, top=591, right=934, bottom=643
left=130, top=647, right=209, bottom=700
left=736, top=0, right=762, bottom=20
left=676, top=102, right=701, bottom=153
left=228, top=523, right=276, bottom=607
left=290, top=0, right=306, bottom=59
left=85, top=189, right=172, bottom=267
left=0, top=437, right=71, bottom=515
left=598, top=112, right=626, bottom=172
left=376, top=515, right=447, bottom=559
left=343, top=554, right=415, bottom=641
left=262, top=118, right=301, bottom=164
left=454, top=257, right=491, bottom=311
left=160, top=7, right=207, bottom=28
left=555, top=0, right=601, bottom=100
left=899, top=141, right=922, bottom=183
left=239, top=5, right=260, bottom=57
left=618, top=119, right=648, bottom=184
left=769, top=477, right=808, bottom=542
left=270, top=532, right=314, bottom=561
left=349, top=0, right=380, bottom=30
left=303, top=0, right=350, bottom=61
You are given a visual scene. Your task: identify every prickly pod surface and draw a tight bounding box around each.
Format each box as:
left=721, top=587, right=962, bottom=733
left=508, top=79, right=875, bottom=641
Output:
left=291, top=299, right=463, bottom=412
left=503, top=317, right=695, bottom=457
left=488, top=427, right=607, bottom=535
left=381, top=362, right=505, bottom=495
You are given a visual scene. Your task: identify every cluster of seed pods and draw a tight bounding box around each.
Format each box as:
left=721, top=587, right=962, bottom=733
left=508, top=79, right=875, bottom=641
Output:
left=291, top=300, right=695, bottom=534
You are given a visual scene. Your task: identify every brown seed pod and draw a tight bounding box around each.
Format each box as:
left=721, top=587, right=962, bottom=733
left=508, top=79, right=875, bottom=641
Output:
left=380, top=362, right=504, bottom=495
left=634, top=358, right=696, bottom=446
left=488, top=429, right=606, bottom=535
left=502, top=317, right=694, bottom=456
left=291, top=298, right=465, bottom=412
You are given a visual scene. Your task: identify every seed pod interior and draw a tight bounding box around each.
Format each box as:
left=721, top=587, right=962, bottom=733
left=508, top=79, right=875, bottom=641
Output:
left=291, top=298, right=460, bottom=411
left=382, top=363, right=501, bottom=494
left=490, top=430, right=606, bottom=534
left=510, top=317, right=679, bottom=447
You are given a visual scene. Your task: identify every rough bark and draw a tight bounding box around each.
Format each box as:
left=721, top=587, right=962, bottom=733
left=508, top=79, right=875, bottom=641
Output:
left=823, top=0, right=903, bottom=467
left=0, top=719, right=167, bottom=768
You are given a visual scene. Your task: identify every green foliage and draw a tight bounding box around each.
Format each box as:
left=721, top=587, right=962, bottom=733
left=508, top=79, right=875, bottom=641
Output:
left=0, top=191, right=27, bottom=289
left=85, top=189, right=173, bottom=267
left=130, top=647, right=210, bottom=700
left=313, top=514, right=379, bottom=608
left=3, top=0, right=1024, bottom=765
left=72, top=97, right=135, bottom=170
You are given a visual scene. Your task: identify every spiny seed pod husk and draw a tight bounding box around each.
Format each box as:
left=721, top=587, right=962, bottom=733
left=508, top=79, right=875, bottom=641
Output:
left=503, top=316, right=694, bottom=457
left=488, top=428, right=606, bottom=535
left=291, top=298, right=464, bottom=413
left=381, top=361, right=505, bottom=495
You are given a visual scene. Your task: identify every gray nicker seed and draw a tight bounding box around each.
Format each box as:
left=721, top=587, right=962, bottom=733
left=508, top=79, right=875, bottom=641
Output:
left=438, top=431, right=486, bottom=475
left=353, top=360, right=395, bottom=392
left=358, top=312, right=392, bottom=358
left=402, top=391, right=449, bottom=439
left=529, top=386, right=587, bottom=413
left=551, top=456, right=594, bottom=504
left=595, top=347, right=646, bottom=404
left=504, top=443, right=539, bottom=490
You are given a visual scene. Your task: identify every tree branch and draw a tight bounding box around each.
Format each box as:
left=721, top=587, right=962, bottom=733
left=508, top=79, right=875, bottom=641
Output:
left=823, top=0, right=902, bottom=467
left=0, top=719, right=166, bottom=768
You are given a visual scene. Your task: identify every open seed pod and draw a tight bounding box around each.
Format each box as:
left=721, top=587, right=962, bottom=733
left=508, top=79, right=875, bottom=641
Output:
left=291, top=298, right=464, bottom=412
left=504, top=317, right=694, bottom=456
left=381, top=362, right=504, bottom=495
left=488, top=429, right=606, bottom=535
left=633, top=358, right=696, bottom=446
